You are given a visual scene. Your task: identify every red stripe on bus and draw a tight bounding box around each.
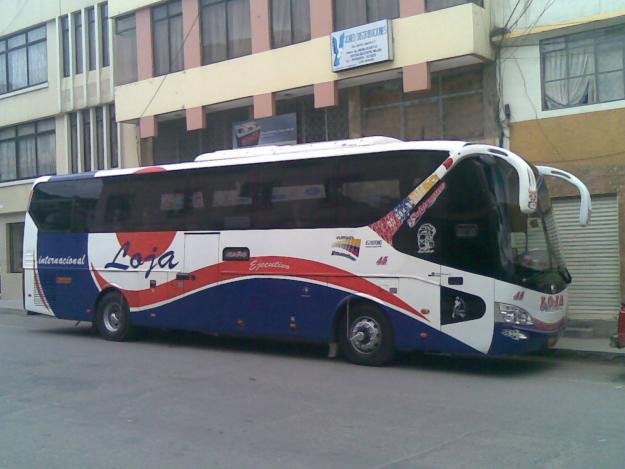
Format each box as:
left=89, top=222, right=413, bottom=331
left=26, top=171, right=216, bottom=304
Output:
left=91, top=256, right=428, bottom=321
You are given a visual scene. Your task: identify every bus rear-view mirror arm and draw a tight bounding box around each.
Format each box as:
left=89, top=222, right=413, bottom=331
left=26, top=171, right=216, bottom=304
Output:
left=536, top=166, right=592, bottom=226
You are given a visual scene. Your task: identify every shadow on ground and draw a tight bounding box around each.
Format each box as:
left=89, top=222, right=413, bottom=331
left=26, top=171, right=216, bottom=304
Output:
left=25, top=319, right=567, bottom=377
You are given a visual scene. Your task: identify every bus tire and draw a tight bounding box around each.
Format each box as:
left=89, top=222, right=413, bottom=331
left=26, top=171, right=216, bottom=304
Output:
left=96, top=291, right=133, bottom=341
left=338, top=303, right=395, bottom=366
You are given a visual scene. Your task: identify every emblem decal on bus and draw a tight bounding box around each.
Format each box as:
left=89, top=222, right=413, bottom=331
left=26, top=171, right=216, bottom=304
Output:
left=407, top=182, right=446, bottom=229
left=417, top=224, right=436, bottom=254
left=540, top=294, right=564, bottom=312
left=104, top=241, right=179, bottom=279
left=331, top=236, right=361, bottom=261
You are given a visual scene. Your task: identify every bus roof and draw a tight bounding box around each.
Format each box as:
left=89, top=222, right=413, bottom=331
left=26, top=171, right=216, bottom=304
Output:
left=32, top=138, right=469, bottom=186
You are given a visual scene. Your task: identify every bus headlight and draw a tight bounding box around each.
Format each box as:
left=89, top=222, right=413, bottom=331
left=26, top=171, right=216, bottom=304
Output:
left=495, top=303, right=533, bottom=326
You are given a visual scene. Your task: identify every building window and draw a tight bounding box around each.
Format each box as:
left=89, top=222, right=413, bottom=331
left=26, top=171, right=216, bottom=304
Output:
left=276, top=91, right=349, bottom=143
left=109, top=105, right=118, bottom=168
left=82, top=110, right=92, bottom=172
left=201, top=0, right=251, bottom=64
left=362, top=67, right=484, bottom=140
left=70, top=113, right=78, bottom=173
left=8, top=222, right=24, bottom=273
left=271, top=0, right=310, bottom=48
left=114, top=14, right=137, bottom=85
left=0, top=119, right=55, bottom=182
left=541, top=26, right=625, bottom=110
left=73, top=11, right=84, bottom=74
left=334, top=0, right=399, bottom=31
left=153, top=0, right=184, bottom=76
left=0, top=25, right=47, bottom=95
left=101, top=3, right=110, bottom=67
left=96, top=107, right=104, bottom=170
left=425, top=0, right=483, bottom=12
left=61, top=16, right=70, bottom=77
left=87, top=7, right=96, bottom=70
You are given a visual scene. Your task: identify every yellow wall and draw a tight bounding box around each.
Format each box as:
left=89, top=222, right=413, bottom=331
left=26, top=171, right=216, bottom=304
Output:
left=115, top=3, right=492, bottom=122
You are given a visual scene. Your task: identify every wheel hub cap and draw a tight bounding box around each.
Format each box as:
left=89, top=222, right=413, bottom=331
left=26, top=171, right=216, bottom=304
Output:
left=349, top=317, right=382, bottom=354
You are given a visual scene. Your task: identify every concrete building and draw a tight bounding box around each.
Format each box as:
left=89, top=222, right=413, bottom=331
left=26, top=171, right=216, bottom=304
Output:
left=495, top=0, right=625, bottom=329
left=0, top=0, right=141, bottom=309
left=1, top=0, right=496, bottom=308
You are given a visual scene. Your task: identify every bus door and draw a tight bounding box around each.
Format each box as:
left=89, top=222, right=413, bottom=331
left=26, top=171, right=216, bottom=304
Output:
left=180, top=232, right=220, bottom=297
left=436, top=160, right=496, bottom=354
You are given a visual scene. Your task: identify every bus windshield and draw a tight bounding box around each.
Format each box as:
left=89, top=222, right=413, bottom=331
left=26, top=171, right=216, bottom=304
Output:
left=495, top=163, right=569, bottom=292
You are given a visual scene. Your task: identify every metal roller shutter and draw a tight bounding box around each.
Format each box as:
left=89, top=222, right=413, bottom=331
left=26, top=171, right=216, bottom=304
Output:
left=552, top=195, right=621, bottom=319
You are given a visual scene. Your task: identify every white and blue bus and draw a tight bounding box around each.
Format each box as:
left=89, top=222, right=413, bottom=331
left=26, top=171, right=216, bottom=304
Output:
left=23, top=138, right=590, bottom=365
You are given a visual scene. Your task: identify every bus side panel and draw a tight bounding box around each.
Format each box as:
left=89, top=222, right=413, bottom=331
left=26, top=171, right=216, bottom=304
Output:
left=130, top=277, right=345, bottom=342
left=36, top=233, right=99, bottom=321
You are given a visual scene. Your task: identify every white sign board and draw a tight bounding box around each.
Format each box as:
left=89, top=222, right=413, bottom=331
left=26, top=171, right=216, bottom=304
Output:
left=331, top=20, right=393, bottom=72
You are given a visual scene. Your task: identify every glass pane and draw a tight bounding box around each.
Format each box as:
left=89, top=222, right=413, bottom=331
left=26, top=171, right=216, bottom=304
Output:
left=405, top=100, right=440, bottom=140
left=18, top=123, right=35, bottom=136
left=597, top=41, right=623, bottom=72
left=543, top=49, right=567, bottom=82
left=443, top=93, right=483, bottom=139
left=83, top=111, right=91, bottom=172
left=28, top=26, right=46, bottom=42
left=363, top=107, right=401, bottom=139
left=598, top=71, right=625, bottom=102
left=541, top=37, right=565, bottom=53
left=544, top=80, right=567, bottom=109
left=28, top=41, right=47, bottom=84
left=7, top=34, right=26, bottom=48
left=0, top=127, right=15, bottom=139
left=74, top=12, right=83, bottom=73
left=37, top=132, right=56, bottom=175
left=291, top=0, right=310, bottom=44
left=110, top=106, right=118, bottom=168
left=0, top=41, right=5, bottom=53
left=9, top=223, right=24, bottom=273
left=70, top=114, right=78, bottom=173
left=153, top=19, right=170, bottom=75
left=202, top=2, right=227, bottom=63
left=362, top=81, right=402, bottom=106
left=169, top=14, right=184, bottom=71
left=114, top=26, right=137, bottom=85
left=8, top=48, right=28, bottom=90
left=37, top=118, right=55, bottom=132
left=567, top=75, right=595, bottom=105
left=367, top=0, right=399, bottom=22
left=0, top=54, right=6, bottom=93
left=441, top=68, right=482, bottom=94
left=227, top=0, right=251, bottom=58
left=271, top=0, right=291, bottom=48
left=101, top=4, right=110, bottom=67
left=168, top=0, right=182, bottom=15
left=568, top=45, right=595, bottom=77
left=18, top=136, right=37, bottom=178
left=153, top=5, right=168, bottom=21
left=0, top=140, right=17, bottom=181
left=96, top=108, right=104, bottom=170
left=88, top=7, right=96, bottom=70
left=334, top=0, right=366, bottom=30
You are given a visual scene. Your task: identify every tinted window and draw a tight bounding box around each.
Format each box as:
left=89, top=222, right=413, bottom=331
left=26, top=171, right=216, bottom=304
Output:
left=29, top=151, right=448, bottom=233
left=393, top=158, right=500, bottom=275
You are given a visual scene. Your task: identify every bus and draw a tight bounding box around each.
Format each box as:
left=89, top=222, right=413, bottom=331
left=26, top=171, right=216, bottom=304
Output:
left=23, top=137, right=591, bottom=366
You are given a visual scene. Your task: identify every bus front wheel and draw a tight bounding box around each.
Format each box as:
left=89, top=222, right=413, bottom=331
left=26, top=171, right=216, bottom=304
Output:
left=339, top=304, right=395, bottom=366
left=96, top=291, right=133, bottom=341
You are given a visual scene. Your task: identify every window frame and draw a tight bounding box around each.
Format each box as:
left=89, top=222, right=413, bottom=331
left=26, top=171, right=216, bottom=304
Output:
left=0, top=24, right=47, bottom=95
left=0, top=119, right=56, bottom=183
left=200, top=0, right=251, bottom=65
left=540, top=26, right=625, bottom=110
left=333, top=0, right=400, bottom=31
left=8, top=222, right=25, bottom=274
left=152, top=0, right=184, bottom=76
left=270, top=0, right=310, bottom=49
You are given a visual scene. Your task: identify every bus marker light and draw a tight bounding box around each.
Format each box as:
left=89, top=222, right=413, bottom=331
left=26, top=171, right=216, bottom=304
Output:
left=547, top=337, right=558, bottom=348
left=419, top=332, right=428, bottom=339
left=443, top=158, right=453, bottom=170
left=55, top=276, right=72, bottom=285
left=421, top=309, right=430, bottom=315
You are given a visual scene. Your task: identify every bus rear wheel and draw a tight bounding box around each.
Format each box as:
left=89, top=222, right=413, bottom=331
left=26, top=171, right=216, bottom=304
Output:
left=339, top=304, right=394, bottom=366
left=96, top=291, right=133, bottom=341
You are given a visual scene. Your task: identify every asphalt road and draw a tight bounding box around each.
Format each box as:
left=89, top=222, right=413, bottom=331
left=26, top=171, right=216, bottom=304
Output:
left=1, top=311, right=624, bottom=469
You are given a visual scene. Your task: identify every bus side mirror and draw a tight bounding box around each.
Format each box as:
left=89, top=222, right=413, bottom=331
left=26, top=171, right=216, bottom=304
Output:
left=536, top=166, right=592, bottom=226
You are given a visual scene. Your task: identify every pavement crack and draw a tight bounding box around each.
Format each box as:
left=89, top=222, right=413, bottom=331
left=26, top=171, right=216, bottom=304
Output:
left=375, top=429, right=485, bottom=469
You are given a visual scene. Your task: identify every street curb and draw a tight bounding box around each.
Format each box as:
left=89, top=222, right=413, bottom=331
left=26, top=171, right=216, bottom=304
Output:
left=546, top=348, right=625, bottom=361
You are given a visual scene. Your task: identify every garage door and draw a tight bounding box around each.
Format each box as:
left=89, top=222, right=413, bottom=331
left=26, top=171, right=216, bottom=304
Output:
left=552, top=195, right=621, bottom=319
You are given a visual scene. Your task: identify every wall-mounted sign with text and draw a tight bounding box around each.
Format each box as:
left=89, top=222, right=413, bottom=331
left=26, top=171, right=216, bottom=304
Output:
left=232, top=113, right=297, bottom=149
left=330, top=20, right=393, bottom=72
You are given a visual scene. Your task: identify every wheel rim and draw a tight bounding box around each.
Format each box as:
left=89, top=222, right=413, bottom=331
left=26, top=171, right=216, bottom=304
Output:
left=103, top=302, right=122, bottom=333
left=349, top=316, right=382, bottom=355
